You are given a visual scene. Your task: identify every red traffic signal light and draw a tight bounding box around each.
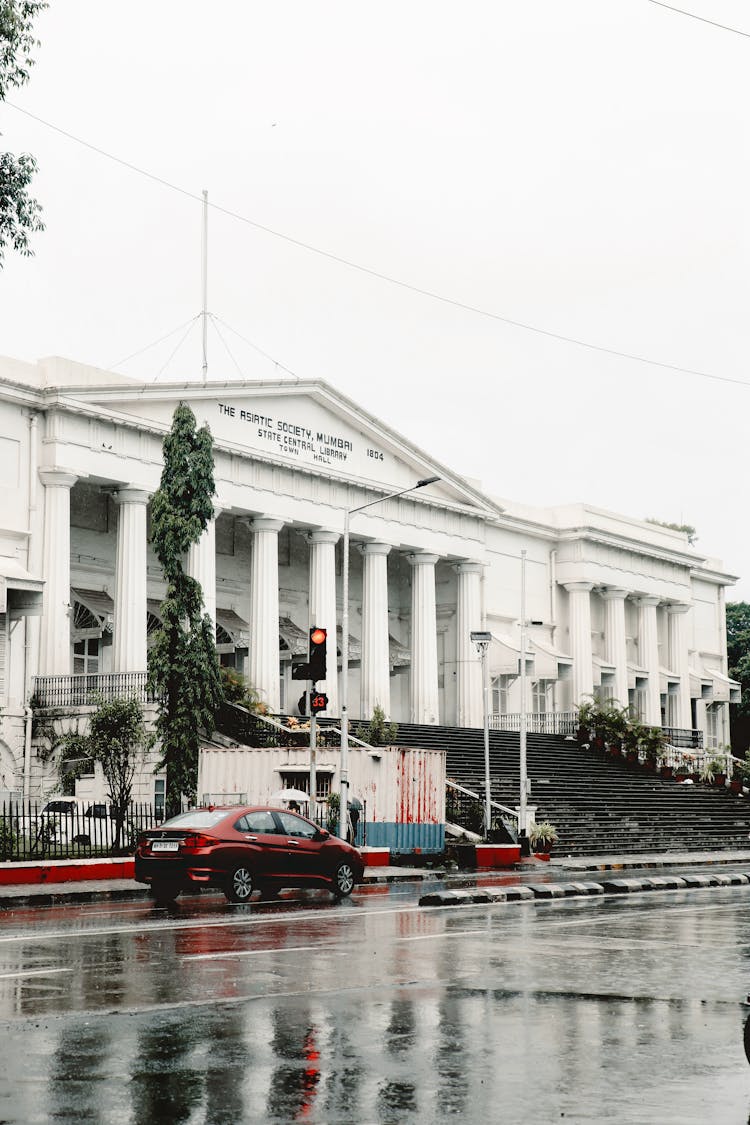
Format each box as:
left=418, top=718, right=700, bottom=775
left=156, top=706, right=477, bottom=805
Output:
left=308, top=626, right=327, bottom=682
left=291, top=626, right=328, bottom=682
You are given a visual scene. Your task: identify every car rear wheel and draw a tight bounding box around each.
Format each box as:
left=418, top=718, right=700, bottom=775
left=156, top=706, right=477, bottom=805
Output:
left=225, top=865, right=255, bottom=903
left=332, top=861, right=355, bottom=897
left=151, top=880, right=181, bottom=904
left=744, top=1014, right=750, bottom=1065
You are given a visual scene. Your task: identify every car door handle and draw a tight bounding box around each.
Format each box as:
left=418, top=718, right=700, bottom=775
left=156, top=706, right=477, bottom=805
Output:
left=244, top=835, right=258, bottom=841
left=286, top=839, right=299, bottom=846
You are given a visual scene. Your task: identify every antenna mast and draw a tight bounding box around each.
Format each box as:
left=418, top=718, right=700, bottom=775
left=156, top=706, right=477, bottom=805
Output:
left=201, top=189, right=208, bottom=382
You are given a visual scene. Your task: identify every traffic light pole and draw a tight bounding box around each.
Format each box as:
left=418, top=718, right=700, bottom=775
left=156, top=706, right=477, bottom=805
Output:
left=309, top=708, right=317, bottom=825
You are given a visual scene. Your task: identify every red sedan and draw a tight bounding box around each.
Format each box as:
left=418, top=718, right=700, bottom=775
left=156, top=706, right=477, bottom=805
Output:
left=135, top=805, right=365, bottom=904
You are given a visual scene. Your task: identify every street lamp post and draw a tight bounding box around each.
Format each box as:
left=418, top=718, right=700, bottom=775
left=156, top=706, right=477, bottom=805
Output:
left=471, top=631, right=493, bottom=835
left=338, top=475, right=440, bottom=839
left=519, top=549, right=529, bottom=849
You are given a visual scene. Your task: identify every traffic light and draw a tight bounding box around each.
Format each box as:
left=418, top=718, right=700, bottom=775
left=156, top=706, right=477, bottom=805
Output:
left=308, top=626, right=327, bottom=682
left=291, top=625, right=328, bottom=682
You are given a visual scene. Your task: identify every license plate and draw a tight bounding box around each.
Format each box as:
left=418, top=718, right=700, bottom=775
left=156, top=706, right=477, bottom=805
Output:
left=152, top=840, right=180, bottom=853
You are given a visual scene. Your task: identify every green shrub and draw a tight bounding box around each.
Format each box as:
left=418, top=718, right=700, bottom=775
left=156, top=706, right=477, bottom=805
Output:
left=361, top=705, right=398, bottom=746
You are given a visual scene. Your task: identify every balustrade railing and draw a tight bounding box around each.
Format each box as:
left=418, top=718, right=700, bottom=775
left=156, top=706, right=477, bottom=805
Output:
left=489, top=711, right=578, bottom=736
left=661, top=726, right=704, bottom=749
left=32, top=673, right=153, bottom=708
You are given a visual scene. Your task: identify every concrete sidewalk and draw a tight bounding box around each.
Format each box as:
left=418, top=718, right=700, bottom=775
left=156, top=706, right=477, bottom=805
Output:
left=4, top=850, right=750, bottom=908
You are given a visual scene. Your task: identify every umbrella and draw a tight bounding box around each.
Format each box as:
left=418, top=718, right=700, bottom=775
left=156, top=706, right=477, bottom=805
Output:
left=270, top=787, right=310, bottom=804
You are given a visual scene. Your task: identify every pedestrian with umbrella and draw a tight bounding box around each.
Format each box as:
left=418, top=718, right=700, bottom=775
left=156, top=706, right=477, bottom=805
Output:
left=348, top=796, right=362, bottom=844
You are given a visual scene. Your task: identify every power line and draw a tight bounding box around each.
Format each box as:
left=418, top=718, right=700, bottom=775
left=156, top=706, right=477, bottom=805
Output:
left=647, top=1, right=750, bottom=39
left=7, top=99, right=750, bottom=392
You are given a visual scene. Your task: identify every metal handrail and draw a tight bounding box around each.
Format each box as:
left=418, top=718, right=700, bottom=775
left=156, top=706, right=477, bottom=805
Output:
left=222, top=705, right=380, bottom=755
left=446, top=778, right=518, bottom=822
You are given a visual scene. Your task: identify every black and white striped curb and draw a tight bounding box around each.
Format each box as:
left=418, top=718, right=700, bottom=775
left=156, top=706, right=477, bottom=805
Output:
left=419, top=871, right=750, bottom=907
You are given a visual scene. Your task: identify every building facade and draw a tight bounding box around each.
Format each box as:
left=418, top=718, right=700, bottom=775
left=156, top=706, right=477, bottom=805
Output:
left=0, top=355, right=739, bottom=800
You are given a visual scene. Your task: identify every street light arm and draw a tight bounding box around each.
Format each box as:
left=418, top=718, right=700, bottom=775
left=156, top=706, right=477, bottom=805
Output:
left=347, top=476, right=440, bottom=518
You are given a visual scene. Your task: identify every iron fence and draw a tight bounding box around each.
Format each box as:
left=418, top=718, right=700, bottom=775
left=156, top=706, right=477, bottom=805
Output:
left=0, top=799, right=161, bottom=862
left=0, top=795, right=368, bottom=862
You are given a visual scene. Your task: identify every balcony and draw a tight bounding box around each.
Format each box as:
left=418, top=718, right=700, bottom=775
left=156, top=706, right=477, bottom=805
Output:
left=490, top=712, right=578, bottom=736
left=32, top=673, right=153, bottom=709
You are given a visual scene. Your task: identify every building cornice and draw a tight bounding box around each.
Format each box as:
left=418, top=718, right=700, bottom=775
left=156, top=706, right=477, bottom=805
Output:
left=555, top=525, right=707, bottom=571
left=37, top=387, right=502, bottom=524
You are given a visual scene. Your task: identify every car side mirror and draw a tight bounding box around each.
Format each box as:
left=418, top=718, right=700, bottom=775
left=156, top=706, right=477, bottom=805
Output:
left=314, top=828, right=330, bottom=841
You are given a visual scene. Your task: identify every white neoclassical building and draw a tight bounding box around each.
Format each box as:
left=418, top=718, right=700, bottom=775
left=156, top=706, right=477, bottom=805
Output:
left=0, top=354, right=740, bottom=801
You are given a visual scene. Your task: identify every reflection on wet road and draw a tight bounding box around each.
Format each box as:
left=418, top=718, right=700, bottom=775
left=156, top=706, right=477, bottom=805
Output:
left=1, top=882, right=750, bottom=1122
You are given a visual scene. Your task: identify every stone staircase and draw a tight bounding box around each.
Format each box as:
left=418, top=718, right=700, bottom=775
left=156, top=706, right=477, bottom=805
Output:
left=382, top=722, right=750, bottom=856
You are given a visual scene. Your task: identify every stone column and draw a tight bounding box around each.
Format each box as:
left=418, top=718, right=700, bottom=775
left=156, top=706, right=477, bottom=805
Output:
left=409, top=552, right=440, bottom=725
left=308, top=530, right=339, bottom=715
left=248, top=518, right=283, bottom=714
left=38, top=469, right=77, bottom=675
left=456, top=561, right=484, bottom=728
left=112, top=488, right=150, bottom=673
left=667, top=603, right=692, bottom=730
left=564, top=582, right=594, bottom=707
left=638, top=596, right=661, bottom=726
left=360, top=542, right=392, bottom=721
left=601, top=587, right=629, bottom=708
left=187, top=508, right=220, bottom=635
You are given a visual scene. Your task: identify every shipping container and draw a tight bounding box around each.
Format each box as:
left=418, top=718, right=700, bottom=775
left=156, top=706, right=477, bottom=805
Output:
left=198, top=743, right=446, bottom=854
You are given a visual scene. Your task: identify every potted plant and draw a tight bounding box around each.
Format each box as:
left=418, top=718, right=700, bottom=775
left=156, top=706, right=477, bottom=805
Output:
left=637, top=723, right=665, bottom=773
left=599, top=700, right=629, bottom=755
left=623, top=721, right=643, bottom=768
left=530, top=821, right=559, bottom=857
left=699, top=757, right=726, bottom=787
left=674, top=761, right=691, bottom=783
left=733, top=754, right=750, bottom=795
left=576, top=699, right=596, bottom=745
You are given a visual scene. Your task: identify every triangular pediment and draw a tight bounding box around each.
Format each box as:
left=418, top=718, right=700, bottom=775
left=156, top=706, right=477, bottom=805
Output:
left=69, top=376, right=502, bottom=517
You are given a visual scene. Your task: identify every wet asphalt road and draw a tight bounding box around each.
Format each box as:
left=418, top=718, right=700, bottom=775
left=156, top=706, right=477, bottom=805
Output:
left=1, top=879, right=750, bottom=1124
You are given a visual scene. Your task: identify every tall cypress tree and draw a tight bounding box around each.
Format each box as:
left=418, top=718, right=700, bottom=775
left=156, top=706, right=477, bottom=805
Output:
left=148, top=403, right=222, bottom=812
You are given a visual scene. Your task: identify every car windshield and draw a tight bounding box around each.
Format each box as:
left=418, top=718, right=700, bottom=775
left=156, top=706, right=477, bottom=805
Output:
left=42, top=801, right=76, bottom=814
left=160, top=809, right=231, bottom=829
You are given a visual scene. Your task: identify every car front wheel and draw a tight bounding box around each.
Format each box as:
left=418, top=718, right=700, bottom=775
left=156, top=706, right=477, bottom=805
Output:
left=226, top=865, right=255, bottom=903
left=332, top=862, right=355, bottom=897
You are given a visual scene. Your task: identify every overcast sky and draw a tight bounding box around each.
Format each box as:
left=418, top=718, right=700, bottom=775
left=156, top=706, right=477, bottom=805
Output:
left=1, top=1, right=749, bottom=595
